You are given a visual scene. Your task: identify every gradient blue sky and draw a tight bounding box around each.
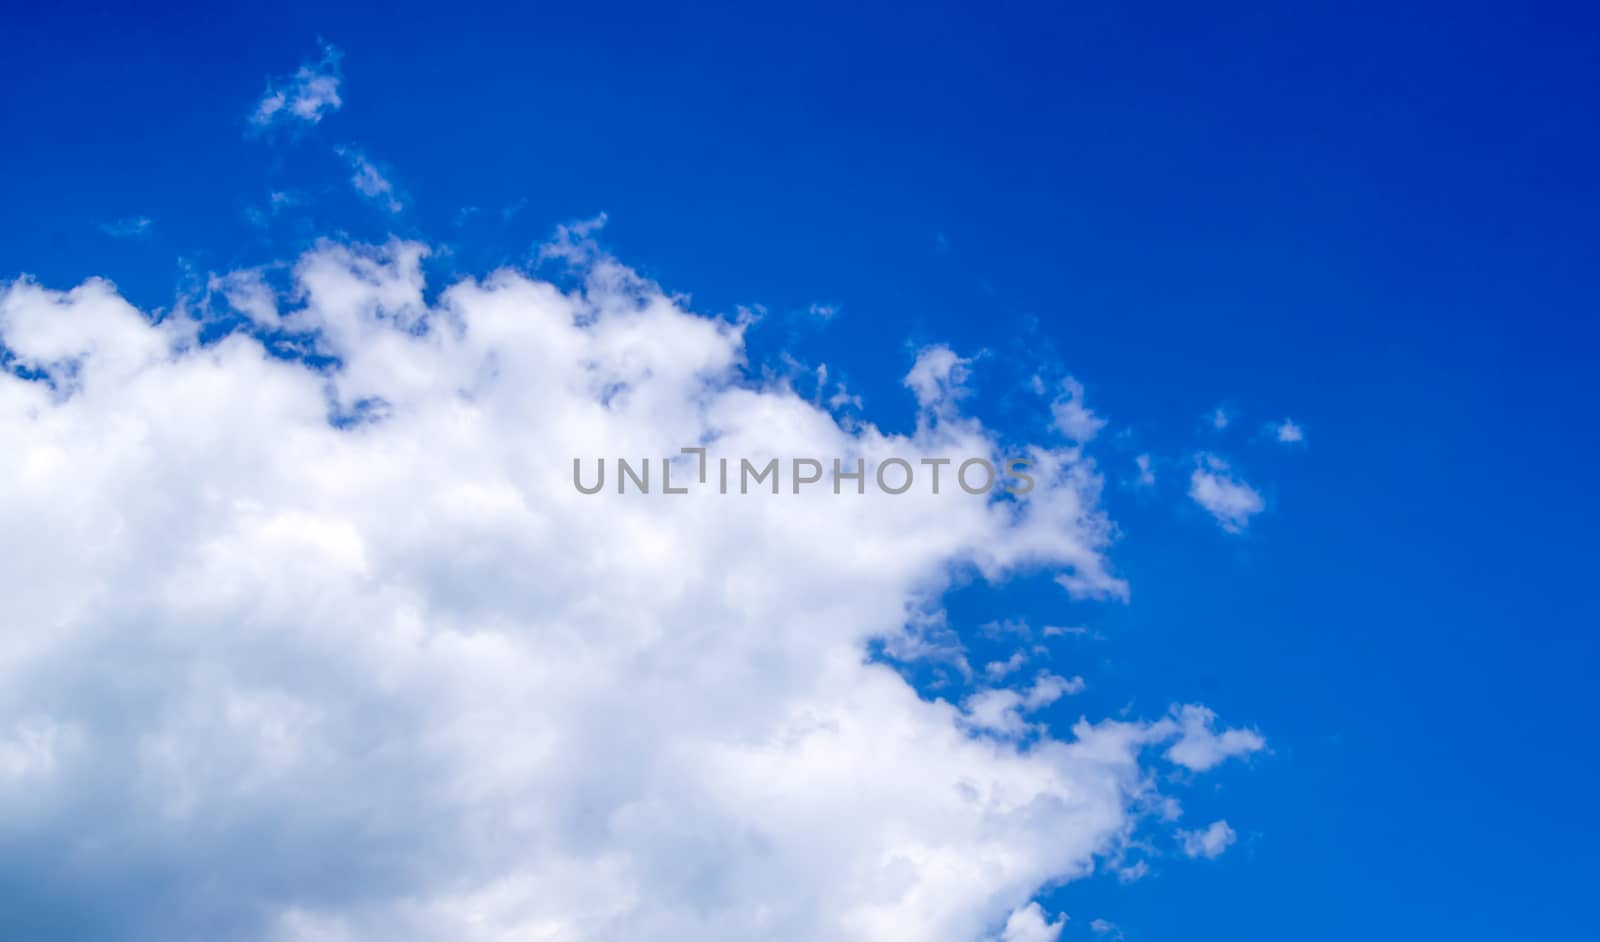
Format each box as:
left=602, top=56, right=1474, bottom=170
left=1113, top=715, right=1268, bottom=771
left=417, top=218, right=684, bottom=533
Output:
left=4, top=1, right=1597, bottom=938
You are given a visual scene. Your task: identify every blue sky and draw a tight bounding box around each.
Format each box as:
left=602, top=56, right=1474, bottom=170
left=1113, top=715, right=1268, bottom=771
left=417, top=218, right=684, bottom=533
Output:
left=3, top=2, right=1597, bottom=939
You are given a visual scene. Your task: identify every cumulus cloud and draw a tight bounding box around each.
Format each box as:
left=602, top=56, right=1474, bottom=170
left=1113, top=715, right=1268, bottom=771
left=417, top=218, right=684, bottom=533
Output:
left=251, top=41, right=343, bottom=128
left=1188, top=454, right=1264, bottom=533
left=993, top=902, right=1066, bottom=942
left=1178, top=819, right=1237, bottom=859
left=337, top=148, right=405, bottom=213
left=0, top=235, right=1260, bottom=941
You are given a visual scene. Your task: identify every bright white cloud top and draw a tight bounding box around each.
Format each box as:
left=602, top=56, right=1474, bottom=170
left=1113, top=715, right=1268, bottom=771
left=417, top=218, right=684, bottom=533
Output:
left=0, top=230, right=1262, bottom=941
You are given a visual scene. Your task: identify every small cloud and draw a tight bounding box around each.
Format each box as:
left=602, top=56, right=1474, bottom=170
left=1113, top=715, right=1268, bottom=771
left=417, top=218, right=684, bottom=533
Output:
left=1116, top=860, right=1149, bottom=883
left=904, top=344, right=973, bottom=411
left=981, top=618, right=1031, bottom=638
left=1090, top=919, right=1123, bottom=940
left=827, top=383, right=863, bottom=412
left=1134, top=453, right=1155, bottom=486
left=1042, top=624, right=1089, bottom=638
left=1031, top=672, right=1086, bottom=701
left=502, top=197, right=528, bottom=221
left=1188, top=454, right=1263, bottom=533
left=1209, top=406, right=1231, bottom=430
left=337, top=147, right=404, bottom=213
left=983, top=650, right=1028, bottom=681
left=963, top=671, right=1083, bottom=736
left=1049, top=376, right=1107, bottom=444
left=1178, top=819, right=1237, bottom=859
left=454, top=205, right=482, bottom=227
left=251, top=41, right=343, bottom=129
left=1164, top=704, right=1265, bottom=771
left=806, top=302, right=839, bottom=321
left=244, top=191, right=304, bottom=228
left=100, top=216, right=153, bottom=238
left=1274, top=418, right=1305, bottom=443
left=538, top=213, right=609, bottom=266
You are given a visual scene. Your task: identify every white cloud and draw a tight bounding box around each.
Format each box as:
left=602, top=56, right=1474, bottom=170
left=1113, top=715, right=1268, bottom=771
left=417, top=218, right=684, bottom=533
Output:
left=1188, top=455, right=1264, bottom=533
left=1209, top=406, right=1230, bottom=430
left=984, top=650, right=1028, bottom=680
left=963, top=672, right=1085, bottom=736
left=1164, top=704, right=1266, bottom=771
left=208, top=268, right=281, bottom=328
left=904, top=343, right=972, bottom=411
left=1042, top=624, right=1092, bottom=639
left=808, top=302, right=839, bottom=320
left=100, top=216, right=153, bottom=238
left=0, top=236, right=1259, bottom=941
left=982, top=618, right=1031, bottom=637
left=1089, top=918, right=1121, bottom=937
left=1178, top=819, right=1237, bottom=859
left=251, top=41, right=343, bottom=128
left=1274, top=418, right=1305, bottom=443
left=1049, top=376, right=1106, bottom=444
left=337, top=147, right=404, bottom=213
left=994, top=902, right=1066, bottom=942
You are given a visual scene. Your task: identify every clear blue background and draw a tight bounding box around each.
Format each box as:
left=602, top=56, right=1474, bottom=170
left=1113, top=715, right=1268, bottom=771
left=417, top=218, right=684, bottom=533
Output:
left=3, top=1, right=1596, bottom=938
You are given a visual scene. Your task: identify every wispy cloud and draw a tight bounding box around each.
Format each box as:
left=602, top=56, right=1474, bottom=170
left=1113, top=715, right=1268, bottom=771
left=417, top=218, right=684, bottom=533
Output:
left=1134, top=452, right=1156, bottom=486
left=244, top=190, right=305, bottom=228
left=1274, top=418, right=1305, bottom=443
left=1050, top=376, right=1107, bottom=444
left=251, top=41, right=343, bottom=129
left=1189, top=454, right=1264, bottom=533
left=99, top=216, right=153, bottom=238
left=337, top=147, right=404, bottom=213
